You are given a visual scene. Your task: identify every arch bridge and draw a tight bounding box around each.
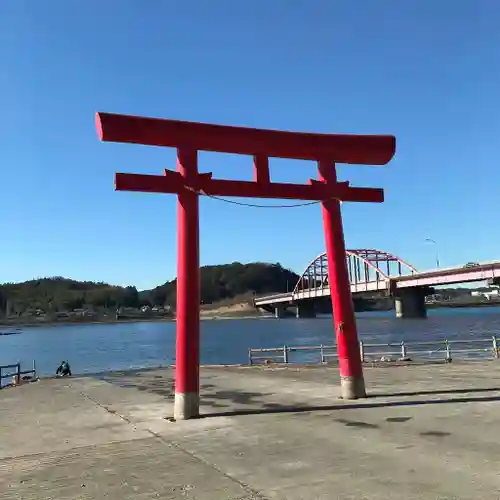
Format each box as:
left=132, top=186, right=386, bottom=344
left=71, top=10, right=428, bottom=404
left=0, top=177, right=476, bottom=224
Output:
left=255, top=249, right=500, bottom=318
left=255, top=249, right=416, bottom=305
left=254, top=249, right=423, bottom=318
left=294, top=249, right=417, bottom=297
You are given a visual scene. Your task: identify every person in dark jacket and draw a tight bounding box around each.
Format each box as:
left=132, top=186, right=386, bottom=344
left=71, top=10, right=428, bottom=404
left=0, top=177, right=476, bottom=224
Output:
left=56, top=360, right=72, bottom=377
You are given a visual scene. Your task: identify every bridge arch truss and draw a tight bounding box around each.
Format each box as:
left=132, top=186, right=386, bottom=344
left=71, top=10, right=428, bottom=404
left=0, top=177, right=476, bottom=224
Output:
left=293, top=249, right=417, bottom=295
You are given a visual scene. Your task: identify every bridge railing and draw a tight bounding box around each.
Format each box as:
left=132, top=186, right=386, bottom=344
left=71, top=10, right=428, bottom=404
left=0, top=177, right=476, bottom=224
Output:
left=254, top=292, right=293, bottom=303
left=248, top=337, right=499, bottom=365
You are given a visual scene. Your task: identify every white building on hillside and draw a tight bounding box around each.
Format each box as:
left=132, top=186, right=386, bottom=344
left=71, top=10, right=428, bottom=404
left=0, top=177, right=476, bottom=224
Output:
left=471, top=289, right=500, bottom=300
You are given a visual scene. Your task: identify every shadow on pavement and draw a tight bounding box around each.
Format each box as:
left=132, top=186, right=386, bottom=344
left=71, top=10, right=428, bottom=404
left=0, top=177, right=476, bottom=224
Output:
left=200, top=389, right=500, bottom=419
left=373, top=386, right=500, bottom=398
left=95, top=369, right=500, bottom=420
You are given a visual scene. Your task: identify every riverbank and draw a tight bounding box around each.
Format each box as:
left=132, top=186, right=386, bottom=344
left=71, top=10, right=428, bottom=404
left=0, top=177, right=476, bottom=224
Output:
left=3, top=362, right=500, bottom=498
left=0, top=302, right=269, bottom=328
left=0, top=312, right=273, bottom=329
left=200, top=301, right=268, bottom=319
left=428, top=299, right=500, bottom=308
left=2, top=299, right=500, bottom=329
left=0, top=316, right=174, bottom=329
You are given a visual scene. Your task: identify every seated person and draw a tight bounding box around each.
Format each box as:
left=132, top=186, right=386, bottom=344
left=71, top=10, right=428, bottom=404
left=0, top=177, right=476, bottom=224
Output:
left=56, top=360, right=72, bottom=377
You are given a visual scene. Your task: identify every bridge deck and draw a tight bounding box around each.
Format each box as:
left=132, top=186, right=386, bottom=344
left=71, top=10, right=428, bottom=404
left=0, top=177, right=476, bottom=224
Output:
left=2, top=363, right=500, bottom=499
left=255, top=261, right=500, bottom=306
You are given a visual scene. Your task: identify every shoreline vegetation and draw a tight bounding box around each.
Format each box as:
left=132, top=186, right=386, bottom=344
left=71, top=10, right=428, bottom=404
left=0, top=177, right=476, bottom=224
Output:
left=0, top=263, right=297, bottom=328
left=1, top=261, right=500, bottom=329
left=2, top=297, right=500, bottom=329
left=0, top=305, right=270, bottom=328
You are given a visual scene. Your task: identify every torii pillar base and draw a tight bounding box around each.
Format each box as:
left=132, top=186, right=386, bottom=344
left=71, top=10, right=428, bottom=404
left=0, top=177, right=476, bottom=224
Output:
left=174, top=393, right=200, bottom=420
left=340, top=376, right=367, bottom=400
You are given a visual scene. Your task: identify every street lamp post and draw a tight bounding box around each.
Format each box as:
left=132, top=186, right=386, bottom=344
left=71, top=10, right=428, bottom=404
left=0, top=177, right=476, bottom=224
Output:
left=425, top=238, right=440, bottom=269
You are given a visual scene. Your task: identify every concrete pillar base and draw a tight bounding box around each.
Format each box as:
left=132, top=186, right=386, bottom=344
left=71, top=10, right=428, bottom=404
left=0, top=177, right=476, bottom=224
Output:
left=274, top=305, right=288, bottom=318
left=395, top=288, right=427, bottom=319
left=340, top=375, right=366, bottom=399
left=174, top=392, right=200, bottom=420
left=295, top=302, right=316, bottom=318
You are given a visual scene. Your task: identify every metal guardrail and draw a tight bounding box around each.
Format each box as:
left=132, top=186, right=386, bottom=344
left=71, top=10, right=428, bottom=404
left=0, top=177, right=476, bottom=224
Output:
left=0, top=361, right=37, bottom=388
left=248, top=337, right=500, bottom=365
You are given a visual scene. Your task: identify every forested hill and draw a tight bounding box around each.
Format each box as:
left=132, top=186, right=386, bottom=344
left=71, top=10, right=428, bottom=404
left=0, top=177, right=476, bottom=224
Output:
left=149, top=262, right=299, bottom=307
left=0, top=277, right=139, bottom=315
left=0, top=262, right=299, bottom=315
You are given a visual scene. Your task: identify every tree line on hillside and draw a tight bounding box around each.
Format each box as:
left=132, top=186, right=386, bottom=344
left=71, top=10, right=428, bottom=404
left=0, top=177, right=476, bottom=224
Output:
left=0, top=277, right=141, bottom=316
left=149, top=262, right=299, bottom=307
left=0, top=262, right=299, bottom=316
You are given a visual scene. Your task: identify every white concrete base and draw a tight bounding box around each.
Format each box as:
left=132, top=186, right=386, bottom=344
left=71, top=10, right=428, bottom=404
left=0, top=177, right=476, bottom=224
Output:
left=395, top=289, right=427, bottom=319
left=340, top=375, right=366, bottom=399
left=174, top=392, right=200, bottom=420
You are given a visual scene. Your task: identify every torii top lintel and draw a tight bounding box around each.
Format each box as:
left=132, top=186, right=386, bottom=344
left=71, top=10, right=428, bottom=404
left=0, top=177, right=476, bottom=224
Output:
left=96, top=112, right=395, bottom=165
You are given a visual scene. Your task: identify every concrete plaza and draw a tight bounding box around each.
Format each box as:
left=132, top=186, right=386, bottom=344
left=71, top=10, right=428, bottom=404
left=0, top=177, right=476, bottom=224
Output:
left=1, top=362, right=500, bottom=499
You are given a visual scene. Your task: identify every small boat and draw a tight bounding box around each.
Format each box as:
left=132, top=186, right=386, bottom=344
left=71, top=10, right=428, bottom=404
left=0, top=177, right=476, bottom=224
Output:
left=0, top=331, right=22, bottom=336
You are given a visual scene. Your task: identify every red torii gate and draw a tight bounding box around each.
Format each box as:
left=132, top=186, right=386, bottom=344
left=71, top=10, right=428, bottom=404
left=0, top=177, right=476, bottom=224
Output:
left=95, top=112, right=395, bottom=420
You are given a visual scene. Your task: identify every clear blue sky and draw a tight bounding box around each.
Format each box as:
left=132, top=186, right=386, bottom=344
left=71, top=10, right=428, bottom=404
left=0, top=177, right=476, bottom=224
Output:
left=1, top=1, right=499, bottom=290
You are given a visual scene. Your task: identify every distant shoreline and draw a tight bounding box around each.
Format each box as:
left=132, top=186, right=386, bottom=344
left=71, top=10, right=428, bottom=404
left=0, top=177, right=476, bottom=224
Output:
left=2, top=300, right=500, bottom=329
left=0, top=316, right=175, bottom=329
left=427, top=300, right=500, bottom=309
left=0, top=310, right=271, bottom=329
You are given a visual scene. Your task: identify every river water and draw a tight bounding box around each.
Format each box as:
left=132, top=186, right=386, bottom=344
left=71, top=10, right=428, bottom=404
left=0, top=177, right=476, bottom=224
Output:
left=1, top=307, right=500, bottom=378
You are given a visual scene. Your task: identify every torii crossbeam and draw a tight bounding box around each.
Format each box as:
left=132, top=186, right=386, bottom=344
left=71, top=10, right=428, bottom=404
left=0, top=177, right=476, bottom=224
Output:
left=96, top=112, right=396, bottom=420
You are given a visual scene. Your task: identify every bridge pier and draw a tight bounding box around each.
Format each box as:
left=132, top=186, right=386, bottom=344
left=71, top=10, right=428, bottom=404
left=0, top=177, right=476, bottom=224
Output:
left=295, top=301, right=316, bottom=318
left=274, top=305, right=288, bottom=318
left=488, top=277, right=500, bottom=287
left=395, top=288, right=427, bottom=319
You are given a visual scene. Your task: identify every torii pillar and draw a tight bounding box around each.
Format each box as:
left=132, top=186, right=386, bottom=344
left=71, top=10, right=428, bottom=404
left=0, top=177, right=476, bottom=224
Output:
left=95, top=112, right=395, bottom=419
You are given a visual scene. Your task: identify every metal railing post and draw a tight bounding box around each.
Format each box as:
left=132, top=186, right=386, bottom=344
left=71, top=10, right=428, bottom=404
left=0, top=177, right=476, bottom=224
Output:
left=283, top=345, right=289, bottom=364
left=16, top=363, right=21, bottom=385
left=359, top=340, right=365, bottom=363
left=32, top=359, right=37, bottom=377
left=247, top=337, right=498, bottom=366
left=445, top=340, right=452, bottom=363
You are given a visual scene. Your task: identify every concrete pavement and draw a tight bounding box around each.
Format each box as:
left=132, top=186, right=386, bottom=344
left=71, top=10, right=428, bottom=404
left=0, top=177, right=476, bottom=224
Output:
left=1, top=362, right=500, bottom=499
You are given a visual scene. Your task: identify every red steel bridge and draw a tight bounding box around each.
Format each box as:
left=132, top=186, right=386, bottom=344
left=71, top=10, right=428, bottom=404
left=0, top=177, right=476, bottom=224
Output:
left=254, top=249, right=500, bottom=318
